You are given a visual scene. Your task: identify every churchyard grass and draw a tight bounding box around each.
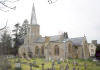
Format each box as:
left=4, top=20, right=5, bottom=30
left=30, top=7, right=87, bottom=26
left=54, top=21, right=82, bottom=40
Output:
left=8, top=58, right=100, bottom=70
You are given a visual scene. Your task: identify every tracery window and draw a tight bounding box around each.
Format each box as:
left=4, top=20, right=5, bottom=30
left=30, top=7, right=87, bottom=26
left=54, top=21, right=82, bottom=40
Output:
left=54, top=45, right=59, bottom=56
left=35, top=46, right=39, bottom=56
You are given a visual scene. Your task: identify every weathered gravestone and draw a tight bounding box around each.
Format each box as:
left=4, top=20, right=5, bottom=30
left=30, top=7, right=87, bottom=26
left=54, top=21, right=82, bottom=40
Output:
left=84, top=63, right=87, bottom=70
left=15, top=62, right=21, bottom=70
left=73, top=67, right=76, bottom=70
left=75, top=62, right=79, bottom=66
left=65, top=64, right=69, bottom=70
left=57, top=59, right=61, bottom=64
left=30, top=63, right=33, bottom=70
left=52, top=61, right=55, bottom=70
left=0, top=56, right=12, bottom=70
left=42, top=63, right=44, bottom=70
left=33, top=61, right=36, bottom=65
left=77, top=67, right=79, bottom=70
left=59, top=64, right=64, bottom=70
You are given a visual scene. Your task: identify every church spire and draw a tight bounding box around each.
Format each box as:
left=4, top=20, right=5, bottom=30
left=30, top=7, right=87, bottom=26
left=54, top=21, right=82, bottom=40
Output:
left=30, top=2, right=37, bottom=25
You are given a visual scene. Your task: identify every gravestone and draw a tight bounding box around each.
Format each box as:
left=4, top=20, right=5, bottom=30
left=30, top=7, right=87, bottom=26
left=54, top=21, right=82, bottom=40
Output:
left=77, top=68, right=79, bottom=70
left=65, top=64, right=69, bottom=70
left=33, top=61, right=36, bottom=65
left=76, top=62, right=78, bottom=66
left=42, top=63, right=44, bottom=70
left=30, top=63, right=32, bottom=70
left=84, top=63, right=87, bottom=70
left=15, top=62, right=21, bottom=70
left=52, top=61, right=55, bottom=70
left=73, top=67, right=76, bottom=70
left=57, top=59, right=61, bottom=64
left=60, top=64, right=64, bottom=70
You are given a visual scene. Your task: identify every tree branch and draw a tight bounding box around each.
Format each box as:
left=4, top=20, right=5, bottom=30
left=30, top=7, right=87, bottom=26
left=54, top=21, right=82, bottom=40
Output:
left=0, top=20, right=8, bottom=31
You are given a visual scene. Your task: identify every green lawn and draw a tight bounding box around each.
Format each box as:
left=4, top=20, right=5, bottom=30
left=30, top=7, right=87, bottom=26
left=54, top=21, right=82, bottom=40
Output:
left=8, top=58, right=100, bottom=70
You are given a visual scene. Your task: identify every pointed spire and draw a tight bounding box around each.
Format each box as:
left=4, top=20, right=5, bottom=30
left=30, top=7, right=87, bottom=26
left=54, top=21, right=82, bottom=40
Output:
left=30, top=2, right=37, bottom=25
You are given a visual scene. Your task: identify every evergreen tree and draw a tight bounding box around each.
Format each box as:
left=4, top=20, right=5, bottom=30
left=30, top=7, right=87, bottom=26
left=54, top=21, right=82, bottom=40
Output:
left=1, top=30, right=12, bottom=55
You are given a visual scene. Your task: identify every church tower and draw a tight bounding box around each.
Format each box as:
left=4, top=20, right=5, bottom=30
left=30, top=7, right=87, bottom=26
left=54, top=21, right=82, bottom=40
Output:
left=30, top=2, right=40, bottom=41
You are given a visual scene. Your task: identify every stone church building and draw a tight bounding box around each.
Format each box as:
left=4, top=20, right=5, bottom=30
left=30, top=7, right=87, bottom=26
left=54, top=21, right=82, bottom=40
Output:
left=18, top=3, right=90, bottom=60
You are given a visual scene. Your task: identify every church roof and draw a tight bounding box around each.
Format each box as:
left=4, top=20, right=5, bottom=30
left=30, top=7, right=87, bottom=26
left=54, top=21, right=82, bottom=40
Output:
left=35, top=35, right=62, bottom=43
left=35, top=37, right=45, bottom=43
left=50, top=35, right=62, bottom=42
left=35, top=36, right=85, bottom=46
left=71, top=37, right=84, bottom=46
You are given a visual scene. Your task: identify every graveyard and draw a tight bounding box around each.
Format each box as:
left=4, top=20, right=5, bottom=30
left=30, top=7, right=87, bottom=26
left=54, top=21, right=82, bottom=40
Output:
left=7, top=58, right=100, bottom=70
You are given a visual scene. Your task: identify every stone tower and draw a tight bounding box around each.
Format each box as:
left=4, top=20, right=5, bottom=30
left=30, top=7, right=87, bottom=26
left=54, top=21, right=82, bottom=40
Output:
left=92, top=40, right=97, bottom=46
left=30, top=2, right=40, bottom=41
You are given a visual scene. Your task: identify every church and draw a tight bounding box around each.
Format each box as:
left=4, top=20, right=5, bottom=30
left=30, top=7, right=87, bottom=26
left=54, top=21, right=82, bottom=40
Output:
left=18, top=3, right=90, bottom=60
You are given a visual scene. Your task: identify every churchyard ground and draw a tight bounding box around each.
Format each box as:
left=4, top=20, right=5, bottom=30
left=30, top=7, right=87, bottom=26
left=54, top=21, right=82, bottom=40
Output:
left=7, top=58, right=100, bottom=70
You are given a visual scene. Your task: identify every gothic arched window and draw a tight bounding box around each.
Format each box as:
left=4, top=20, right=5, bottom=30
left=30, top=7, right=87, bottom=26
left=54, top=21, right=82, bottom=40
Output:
left=41, top=46, right=44, bottom=56
left=35, top=46, right=39, bottom=56
left=54, top=45, right=59, bottom=56
left=68, top=43, right=72, bottom=52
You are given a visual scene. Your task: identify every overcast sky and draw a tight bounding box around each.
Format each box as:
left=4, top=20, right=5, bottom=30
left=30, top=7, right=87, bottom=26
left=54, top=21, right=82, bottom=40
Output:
left=0, top=0, right=100, bottom=43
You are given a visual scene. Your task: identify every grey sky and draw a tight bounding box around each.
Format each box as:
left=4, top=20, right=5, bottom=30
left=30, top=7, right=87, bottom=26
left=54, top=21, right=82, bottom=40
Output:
left=0, top=0, right=100, bottom=43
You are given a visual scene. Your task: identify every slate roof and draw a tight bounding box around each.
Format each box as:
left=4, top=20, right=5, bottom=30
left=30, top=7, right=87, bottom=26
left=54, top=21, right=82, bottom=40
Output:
left=71, top=37, right=84, bottom=46
left=35, top=37, right=45, bottom=43
left=35, top=35, right=62, bottom=43
left=50, top=35, right=62, bottom=42
left=35, top=35, right=85, bottom=46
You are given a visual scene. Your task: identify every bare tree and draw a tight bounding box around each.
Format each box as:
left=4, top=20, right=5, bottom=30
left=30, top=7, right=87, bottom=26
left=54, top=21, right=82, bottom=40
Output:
left=0, top=0, right=19, bottom=12
left=0, top=20, right=8, bottom=31
left=0, top=0, right=19, bottom=31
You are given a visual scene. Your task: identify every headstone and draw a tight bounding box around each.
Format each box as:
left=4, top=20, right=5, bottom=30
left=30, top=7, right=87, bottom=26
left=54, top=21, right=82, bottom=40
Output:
left=65, top=64, right=69, bottom=70
left=77, top=68, right=79, bottom=70
left=84, top=63, right=87, bottom=70
left=52, top=61, right=55, bottom=70
left=73, top=67, right=76, bottom=70
left=57, top=59, right=61, bottom=64
left=30, top=63, right=32, bottom=70
left=60, top=64, right=64, bottom=70
left=33, top=61, right=36, bottom=65
left=42, top=63, right=44, bottom=70
left=76, top=62, right=78, bottom=66
left=73, top=60, right=76, bottom=66
left=15, top=62, right=21, bottom=70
